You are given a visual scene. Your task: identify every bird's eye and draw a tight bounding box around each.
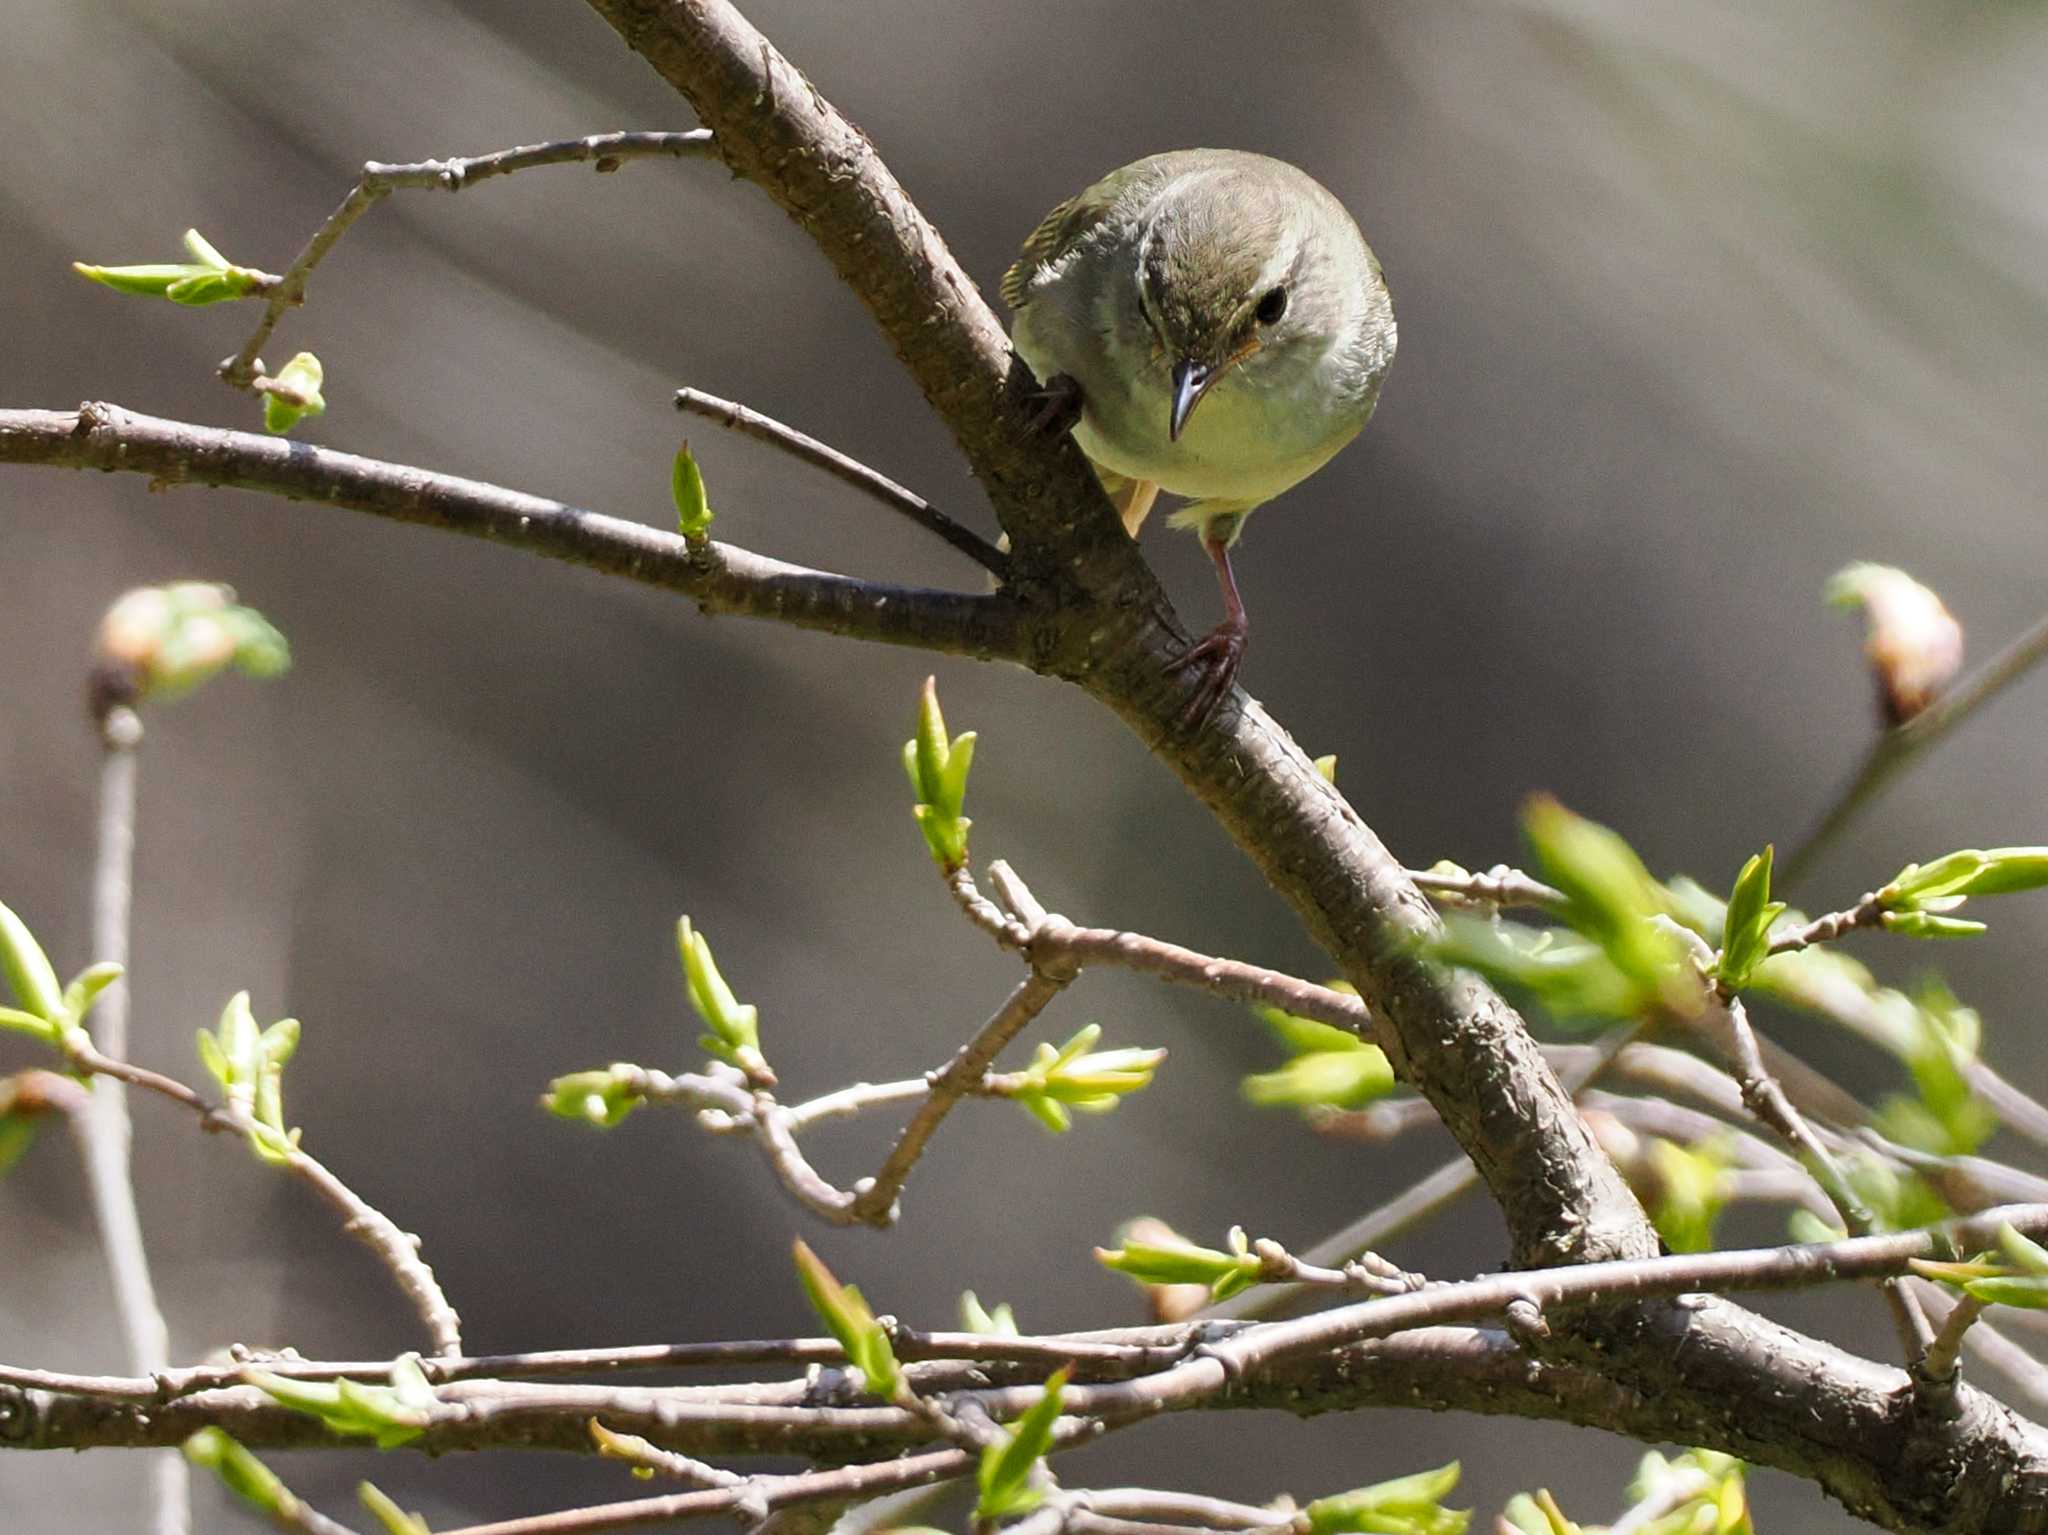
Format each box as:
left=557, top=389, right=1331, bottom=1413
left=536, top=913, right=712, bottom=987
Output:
left=1255, top=287, right=1289, bottom=325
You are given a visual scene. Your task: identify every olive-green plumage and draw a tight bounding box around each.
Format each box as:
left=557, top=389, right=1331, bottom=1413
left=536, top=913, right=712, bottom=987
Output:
left=1004, top=149, right=1396, bottom=718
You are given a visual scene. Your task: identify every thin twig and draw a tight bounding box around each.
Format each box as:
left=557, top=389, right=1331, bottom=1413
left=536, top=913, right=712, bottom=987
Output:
left=1784, top=609, right=2048, bottom=890
left=1914, top=1291, right=1987, bottom=1414
left=1045, top=1202, right=2048, bottom=1423
left=1687, top=916, right=1930, bottom=1353
left=63, top=1038, right=462, bottom=1357
left=219, top=132, right=717, bottom=390
left=73, top=702, right=189, bottom=1535
left=614, top=1065, right=868, bottom=1223
left=1909, top=1279, right=2048, bottom=1418
left=1079, top=1490, right=1293, bottom=1531
left=434, top=1445, right=976, bottom=1535
left=779, top=1078, right=932, bottom=1130
left=1405, top=864, right=1566, bottom=913
left=950, top=863, right=1371, bottom=1039
left=1249, top=1238, right=1420, bottom=1297
left=627, top=1035, right=1065, bottom=1226
left=2, top=1325, right=1187, bottom=1402
left=591, top=1420, right=747, bottom=1486
left=21, top=1210, right=2048, bottom=1465
left=0, top=405, right=1025, bottom=663
left=675, top=387, right=1008, bottom=576
left=1763, top=893, right=1888, bottom=958
left=1713, top=997, right=1874, bottom=1234
left=851, top=969, right=1071, bottom=1222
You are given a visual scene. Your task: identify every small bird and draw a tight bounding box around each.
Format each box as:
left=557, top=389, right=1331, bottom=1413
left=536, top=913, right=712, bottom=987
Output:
left=1004, top=149, right=1397, bottom=722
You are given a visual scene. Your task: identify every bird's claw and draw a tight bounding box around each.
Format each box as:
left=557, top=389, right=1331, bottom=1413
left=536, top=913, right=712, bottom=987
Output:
left=1021, top=372, right=1085, bottom=438
left=1165, top=619, right=1247, bottom=730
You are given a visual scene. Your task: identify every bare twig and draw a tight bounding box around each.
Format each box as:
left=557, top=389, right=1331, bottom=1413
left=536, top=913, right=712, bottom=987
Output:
left=619, top=978, right=1089, bottom=1226
left=1049, top=1202, right=2048, bottom=1423
left=1074, top=1490, right=1293, bottom=1532
left=436, top=1445, right=977, bottom=1535
left=219, top=132, right=718, bottom=390
left=1784, top=609, right=2048, bottom=890
left=1712, top=996, right=1874, bottom=1235
left=1764, top=893, right=1888, bottom=958
left=0, top=406, right=1026, bottom=663
left=72, top=702, right=189, bottom=1535
left=675, top=387, right=1008, bottom=577
left=851, top=970, right=1071, bottom=1222
left=1909, top=1279, right=2048, bottom=1418
left=1405, top=863, right=1566, bottom=913
left=949, top=863, right=1372, bottom=1039
left=591, top=1420, right=747, bottom=1486
left=1914, top=1291, right=1987, bottom=1415
left=1248, top=1238, right=1420, bottom=1298
left=2, top=1325, right=1188, bottom=1402
left=609, top=1064, right=869, bottom=1224
left=62, top=1037, right=462, bottom=1357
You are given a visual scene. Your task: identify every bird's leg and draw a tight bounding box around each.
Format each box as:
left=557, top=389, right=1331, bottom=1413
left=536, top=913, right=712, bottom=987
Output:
left=1164, top=535, right=1250, bottom=728
left=1021, top=371, right=1085, bottom=437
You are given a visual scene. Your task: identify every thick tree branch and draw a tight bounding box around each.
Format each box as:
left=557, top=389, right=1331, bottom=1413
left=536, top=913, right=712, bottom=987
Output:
left=578, top=0, right=1648, bottom=1271
left=19, top=1209, right=2048, bottom=1535
left=0, top=405, right=1023, bottom=660
left=579, top=0, right=1142, bottom=600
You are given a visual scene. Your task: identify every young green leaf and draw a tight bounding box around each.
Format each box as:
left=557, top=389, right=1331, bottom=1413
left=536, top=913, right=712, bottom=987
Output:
left=1880, top=910, right=1987, bottom=940
left=1521, top=797, right=1693, bottom=1016
left=1498, top=1491, right=1579, bottom=1535
left=960, top=1291, right=1019, bottom=1337
left=974, top=1367, right=1068, bottom=1523
left=541, top=1065, right=646, bottom=1127
left=1242, top=1045, right=1394, bottom=1111
left=1998, top=1222, right=2048, bottom=1276
left=74, top=230, right=266, bottom=305
left=183, top=1429, right=301, bottom=1520
left=360, top=1481, right=433, bottom=1535
left=262, top=352, right=327, bottom=435
left=792, top=1241, right=900, bottom=1399
left=672, top=442, right=715, bottom=538
left=0, top=901, right=64, bottom=1026
left=198, top=992, right=303, bottom=1165
left=1249, top=988, right=1363, bottom=1056
left=1714, top=845, right=1785, bottom=992
left=1095, top=1227, right=1259, bottom=1300
left=242, top=1360, right=436, bottom=1450
left=902, top=676, right=974, bottom=869
left=676, top=917, right=767, bottom=1078
left=1006, top=1024, right=1166, bottom=1132
left=74, top=261, right=217, bottom=298
left=62, top=962, right=124, bottom=1026
left=1644, top=1137, right=1733, bottom=1255
left=1962, top=1275, right=2048, bottom=1309
left=1303, top=1461, right=1468, bottom=1535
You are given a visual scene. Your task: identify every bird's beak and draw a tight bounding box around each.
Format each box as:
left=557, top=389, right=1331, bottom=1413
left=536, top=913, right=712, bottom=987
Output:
left=1168, top=358, right=1214, bottom=442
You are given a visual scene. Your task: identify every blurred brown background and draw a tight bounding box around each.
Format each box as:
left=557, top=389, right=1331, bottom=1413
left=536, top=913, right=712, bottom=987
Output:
left=5, top=1, right=2048, bottom=1529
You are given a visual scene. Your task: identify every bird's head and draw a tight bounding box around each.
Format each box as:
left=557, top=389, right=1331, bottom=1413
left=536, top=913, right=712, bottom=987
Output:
left=1137, top=170, right=1356, bottom=441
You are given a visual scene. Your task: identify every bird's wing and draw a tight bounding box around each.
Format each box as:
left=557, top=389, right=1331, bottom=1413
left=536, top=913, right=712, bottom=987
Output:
left=1000, top=160, right=1166, bottom=310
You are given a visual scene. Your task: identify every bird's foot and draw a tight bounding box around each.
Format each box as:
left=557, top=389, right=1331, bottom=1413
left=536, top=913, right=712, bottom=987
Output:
left=1164, top=615, right=1248, bottom=730
left=1021, top=372, right=1085, bottom=438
